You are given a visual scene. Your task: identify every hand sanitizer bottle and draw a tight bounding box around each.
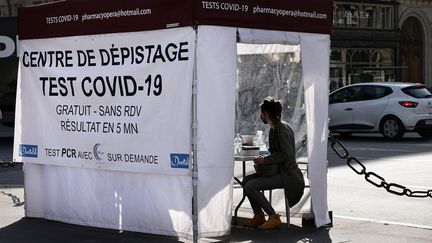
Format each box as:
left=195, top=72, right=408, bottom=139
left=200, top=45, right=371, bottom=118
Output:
left=255, top=130, right=269, bottom=156
left=234, top=133, right=243, bottom=156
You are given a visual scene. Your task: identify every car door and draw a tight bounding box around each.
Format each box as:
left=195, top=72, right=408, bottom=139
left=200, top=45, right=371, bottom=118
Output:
left=352, top=85, right=391, bottom=129
left=329, top=86, right=362, bottom=129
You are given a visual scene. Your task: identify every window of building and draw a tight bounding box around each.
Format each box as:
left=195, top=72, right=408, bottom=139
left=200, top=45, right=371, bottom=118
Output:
left=0, top=0, right=60, bottom=17
left=401, top=17, right=424, bottom=83
left=330, top=48, right=396, bottom=92
left=333, top=2, right=395, bottom=30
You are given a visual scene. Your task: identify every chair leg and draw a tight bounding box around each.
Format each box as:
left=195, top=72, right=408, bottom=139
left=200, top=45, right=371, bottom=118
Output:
left=266, top=189, right=290, bottom=228
left=284, top=189, right=290, bottom=229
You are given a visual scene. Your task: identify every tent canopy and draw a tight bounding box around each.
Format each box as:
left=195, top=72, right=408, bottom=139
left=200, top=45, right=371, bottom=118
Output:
left=16, top=0, right=333, bottom=240
left=18, top=0, right=332, bottom=39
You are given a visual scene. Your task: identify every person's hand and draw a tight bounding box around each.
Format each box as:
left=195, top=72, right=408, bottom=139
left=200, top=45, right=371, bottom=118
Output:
left=253, top=156, right=265, bottom=165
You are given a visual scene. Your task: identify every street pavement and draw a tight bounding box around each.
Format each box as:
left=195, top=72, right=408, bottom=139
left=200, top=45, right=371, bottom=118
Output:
left=0, top=190, right=431, bottom=243
left=327, top=133, right=432, bottom=229
left=1, top=135, right=432, bottom=242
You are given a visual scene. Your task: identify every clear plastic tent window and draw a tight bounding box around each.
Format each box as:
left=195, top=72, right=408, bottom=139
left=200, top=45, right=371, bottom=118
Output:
left=234, top=43, right=310, bottom=217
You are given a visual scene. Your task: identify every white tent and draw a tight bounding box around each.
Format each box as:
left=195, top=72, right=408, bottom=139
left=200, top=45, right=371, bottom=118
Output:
left=14, top=0, right=332, bottom=240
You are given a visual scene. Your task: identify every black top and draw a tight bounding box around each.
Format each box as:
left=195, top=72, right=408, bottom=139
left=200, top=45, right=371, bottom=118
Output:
left=264, top=120, right=305, bottom=207
left=264, top=120, right=297, bottom=170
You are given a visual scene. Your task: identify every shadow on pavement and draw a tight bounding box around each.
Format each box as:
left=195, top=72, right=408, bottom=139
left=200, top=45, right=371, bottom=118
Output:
left=331, top=133, right=432, bottom=143
left=0, top=163, right=23, bottom=186
left=0, top=216, right=332, bottom=243
left=227, top=217, right=332, bottom=243
left=229, top=225, right=331, bottom=243
left=0, top=218, right=182, bottom=243
left=327, top=133, right=432, bottom=168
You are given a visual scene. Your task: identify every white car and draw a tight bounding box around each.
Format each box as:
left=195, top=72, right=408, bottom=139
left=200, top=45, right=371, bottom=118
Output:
left=329, top=82, right=432, bottom=139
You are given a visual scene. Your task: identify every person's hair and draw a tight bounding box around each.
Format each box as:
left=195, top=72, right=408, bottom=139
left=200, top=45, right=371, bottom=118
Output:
left=260, top=97, right=282, bottom=122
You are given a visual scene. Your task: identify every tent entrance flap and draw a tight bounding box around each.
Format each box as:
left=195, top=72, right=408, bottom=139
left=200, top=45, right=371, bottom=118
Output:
left=234, top=29, right=332, bottom=228
left=235, top=41, right=311, bottom=218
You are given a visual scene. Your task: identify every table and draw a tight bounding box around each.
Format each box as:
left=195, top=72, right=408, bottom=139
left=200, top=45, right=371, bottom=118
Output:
left=233, top=155, right=256, bottom=225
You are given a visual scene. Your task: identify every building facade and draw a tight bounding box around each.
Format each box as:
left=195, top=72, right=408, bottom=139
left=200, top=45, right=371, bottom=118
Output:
left=0, top=0, right=59, bottom=126
left=331, top=0, right=432, bottom=91
left=399, top=0, right=432, bottom=87
left=331, top=0, right=401, bottom=91
left=2, top=0, right=431, bottom=92
left=0, top=0, right=59, bottom=17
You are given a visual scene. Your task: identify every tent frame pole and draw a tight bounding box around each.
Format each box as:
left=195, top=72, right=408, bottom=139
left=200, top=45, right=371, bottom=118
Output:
left=191, top=26, right=199, bottom=243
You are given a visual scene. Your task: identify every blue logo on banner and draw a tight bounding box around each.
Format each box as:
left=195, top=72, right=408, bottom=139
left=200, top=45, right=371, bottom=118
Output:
left=170, top=153, right=189, bottom=169
left=93, top=143, right=103, bottom=161
left=19, top=144, right=38, bottom=158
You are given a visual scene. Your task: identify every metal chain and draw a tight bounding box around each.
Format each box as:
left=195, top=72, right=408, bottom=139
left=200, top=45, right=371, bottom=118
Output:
left=329, top=134, right=432, bottom=198
left=0, top=191, right=24, bottom=206
left=0, top=161, right=16, bottom=168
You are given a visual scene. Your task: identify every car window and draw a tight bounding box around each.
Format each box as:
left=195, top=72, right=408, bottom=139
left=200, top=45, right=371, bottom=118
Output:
left=402, top=86, right=432, bottom=98
left=360, top=86, right=392, bottom=101
left=330, top=86, right=362, bottom=104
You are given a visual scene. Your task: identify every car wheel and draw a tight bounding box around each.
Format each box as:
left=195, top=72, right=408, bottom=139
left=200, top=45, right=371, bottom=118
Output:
left=417, top=131, right=432, bottom=139
left=380, top=116, right=405, bottom=139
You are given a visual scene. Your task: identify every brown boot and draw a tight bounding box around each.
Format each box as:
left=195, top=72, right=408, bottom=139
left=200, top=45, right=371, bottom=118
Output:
left=243, top=213, right=266, bottom=227
left=258, top=214, right=282, bottom=230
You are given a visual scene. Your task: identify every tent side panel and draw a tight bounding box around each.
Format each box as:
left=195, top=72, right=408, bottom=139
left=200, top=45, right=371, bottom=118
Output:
left=24, top=164, right=194, bottom=238
left=19, top=26, right=197, bottom=239
left=300, top=32, right=331, bottom=227
left=196, top=26, right=236, bottom=237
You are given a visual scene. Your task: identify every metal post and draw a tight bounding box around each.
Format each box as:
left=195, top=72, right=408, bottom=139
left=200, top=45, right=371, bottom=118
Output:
left=191, top=26, right=199, bottom=243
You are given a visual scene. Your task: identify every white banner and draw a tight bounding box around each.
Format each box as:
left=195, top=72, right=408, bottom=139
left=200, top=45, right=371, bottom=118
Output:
left=14, top=27, right=195, bottom=175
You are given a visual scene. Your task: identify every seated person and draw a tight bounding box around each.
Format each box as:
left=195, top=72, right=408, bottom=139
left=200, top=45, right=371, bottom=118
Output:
left=242, top=97, right=305, bottom=230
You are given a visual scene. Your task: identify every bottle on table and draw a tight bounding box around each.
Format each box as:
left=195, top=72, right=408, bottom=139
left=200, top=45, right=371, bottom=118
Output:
left=254, top=130, right=269, bottom=156
left=234, top=133, right=243, bottom=156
